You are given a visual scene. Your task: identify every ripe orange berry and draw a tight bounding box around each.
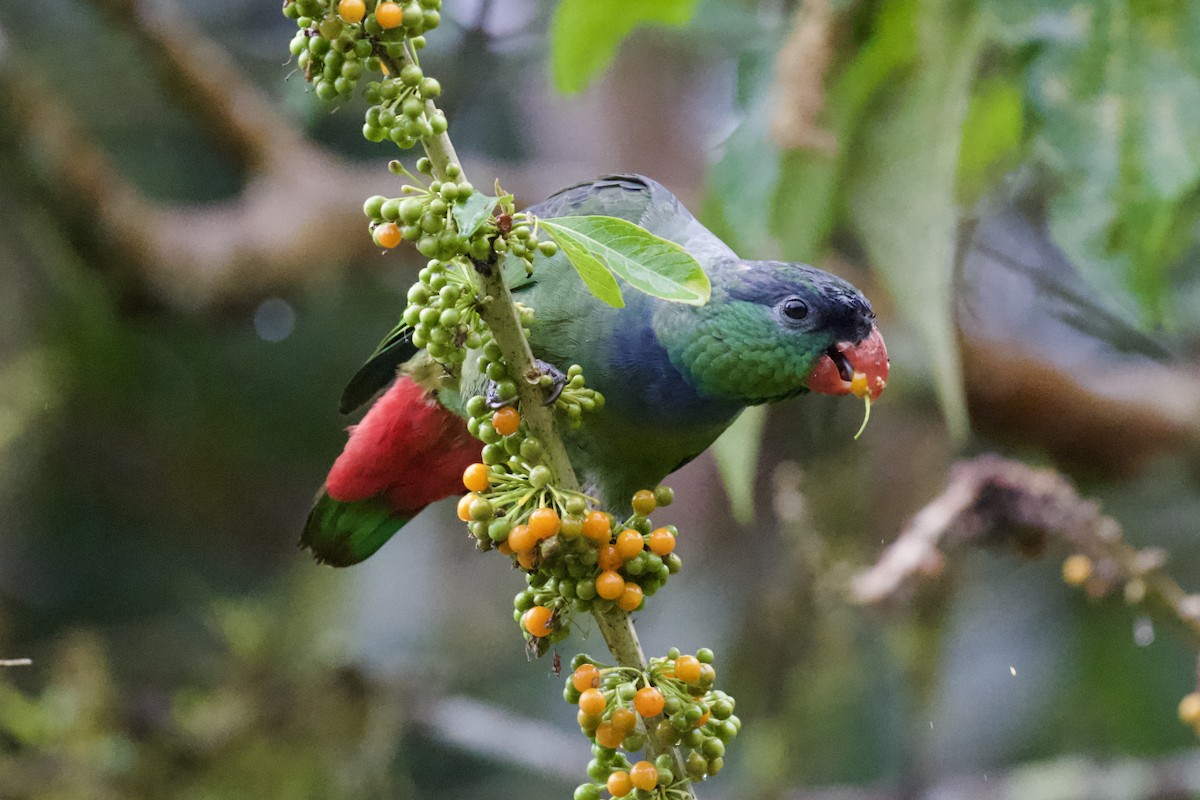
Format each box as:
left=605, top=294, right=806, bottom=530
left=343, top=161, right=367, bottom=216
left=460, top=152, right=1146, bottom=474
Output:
left=598, top=544, right=622, bottom=572
left=674, top=655, right=702, bottom=685
left=457, top=493, right=479, bottom=522
left=629, top=760, right=659, bottom=791
left=610, top=706, right=637, bottom=733
left=373, top=221, right=402, bottom=249
left=528, top=507, right=560, bottom=540
left=374, top=1, right=403, bottom=29
left=578, top=688, right=606, bottom=717
left=596, top=570, right=625, bottom=600
left=633, top=686, right=664, bottom=718
left=582, top=510, right=611, bottom=543
left=517, top=549, right=537, bottom=570
left=492, top=406, right=520, bottom=436
left=496, top=540, right=513, bottom=556
left=572, top=664, right=600, bottom=693
left=522, top=605, right=553, bottom=637
left=615, top=529, right=644, bottom=560
left=631, top=489, right=656, bottom=515
left=462, top=463, right=489, bottom=493
left=336, top=0, right=366, bottom=23
left=595, top=720, right=625, bottom=748
left=617, top=582, right=643, bottom=612
left=607, top=770, right=633, bottom=798
left=648, top=527, right=676, bottom=555
left=507, top=524, right=537, bottom=554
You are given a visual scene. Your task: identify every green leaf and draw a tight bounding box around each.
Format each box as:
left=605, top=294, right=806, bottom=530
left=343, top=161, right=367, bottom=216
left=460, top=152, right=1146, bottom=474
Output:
left=540, top=224, right=625, bottom=308
left=453, top=192, right=499, bottom=239
left=770, top=0, right=919, bottom=261
left=711, top=405, right=767, bottom=525
left=540, top=216, right=711, bottom=305
left=549, top=0, right=699, bottom=95
left=846, top=0, right=982, bottom=439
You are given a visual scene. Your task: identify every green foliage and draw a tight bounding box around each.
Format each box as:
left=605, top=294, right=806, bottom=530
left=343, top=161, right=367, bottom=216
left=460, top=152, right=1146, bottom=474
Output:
left=453, top=191, right=501, bottom=239
left=549, top=0, right=700, bottom=94
left=541, top=216, right=712, bottom=306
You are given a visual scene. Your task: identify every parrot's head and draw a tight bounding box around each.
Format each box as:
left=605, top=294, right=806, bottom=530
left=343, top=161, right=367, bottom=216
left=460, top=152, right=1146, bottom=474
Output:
left=658, top=260, right=889, bottom=406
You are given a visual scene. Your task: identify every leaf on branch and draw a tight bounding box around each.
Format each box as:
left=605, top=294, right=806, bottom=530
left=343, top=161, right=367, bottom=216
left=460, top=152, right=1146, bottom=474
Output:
left=454, top=192, right=499, bottom=239
left=540, top=216, right=711, bottom=306
left=549, top=0, right=700, bottom=95
left=540, top=224, right=626, bottom=308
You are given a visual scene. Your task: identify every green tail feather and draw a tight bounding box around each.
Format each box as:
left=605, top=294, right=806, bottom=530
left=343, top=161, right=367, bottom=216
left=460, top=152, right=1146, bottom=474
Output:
left=301, top=492, right=411, bottom=567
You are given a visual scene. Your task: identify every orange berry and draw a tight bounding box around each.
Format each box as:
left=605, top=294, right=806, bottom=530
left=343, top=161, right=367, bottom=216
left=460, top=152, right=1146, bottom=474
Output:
left=522, top=605, right=553, bottom=637
left=462, top=463, right=490, bottom=493
left=582, top=510, right=611, bottom=543
left=374, top=1, right=403, bottom=29
left=492, top=406, right=520, bottom=436
left=674, top=655, right=702, bottom=685
left=629, top=760, right=659, bottom=791
left=595, top=720, right=625, bottom=749
left=596, top=570, right=625, bottom=600
left=572, top=664, right=600, bottom=693
left=578, top=709, right=600, bottom=731
left=373, top=221, right=402, bottom=249
left=633, top=686, right=664, bottom=718
left=631, top=489, right=656, bottom=515
left=607, top=770, right=633, bottom=798
left=517, top=549, right=537, bottom=570
left=578, top=688, right=606, bottom=716
left=507, top=524, right=537, bottom=554
left=496, top=540, right=513, bottom=556
left=336, top=0, right=366, bottom=23
left=617, top=582, right=643, bottom=612
left=456, top=493, right=479, bottom=522
left=598, top=544, right=622, bottom=572
left=615, top=529, right=644, bottom=560
left=528, top=507, right=560, bottom=540
left=610, top=706, right=637, bottom=733
left=648, top=527, right=676, bottom=555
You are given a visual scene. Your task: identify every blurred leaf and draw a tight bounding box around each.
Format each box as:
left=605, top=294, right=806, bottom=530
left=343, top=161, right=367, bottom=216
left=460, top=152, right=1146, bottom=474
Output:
left=771, top=0, right=919, bottom=261
left=549, top=0, right=699, bottom=94
left=957, top=75, right=1024, bottom=202
left=1014, top=1, right=1200, bottom=324
left=453, top=192, right=499, bottom=240
left=711, top=405, right=767, bottom=524
left=846, top=0, right=982, bottom=438
left=708, top=89, right=781, bottom=257
left=540, top=216, right=711, bottom=305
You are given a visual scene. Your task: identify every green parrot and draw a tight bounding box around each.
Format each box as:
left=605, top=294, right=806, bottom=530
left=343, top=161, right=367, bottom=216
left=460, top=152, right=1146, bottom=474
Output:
left=304, top=175, right=888, bottom=566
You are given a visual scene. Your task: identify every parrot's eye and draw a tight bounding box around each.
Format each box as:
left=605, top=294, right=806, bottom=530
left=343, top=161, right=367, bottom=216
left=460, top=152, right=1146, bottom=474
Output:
left=780, top=297, right=809, bottom=323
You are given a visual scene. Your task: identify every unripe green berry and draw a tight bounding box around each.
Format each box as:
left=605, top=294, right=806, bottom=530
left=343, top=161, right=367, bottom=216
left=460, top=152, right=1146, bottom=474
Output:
left=419, top=76, right=441, bottom=98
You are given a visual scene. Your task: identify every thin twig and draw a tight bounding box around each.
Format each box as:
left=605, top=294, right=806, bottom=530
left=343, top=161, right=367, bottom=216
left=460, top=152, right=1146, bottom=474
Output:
left=852, top=455, right=1200, bottom=648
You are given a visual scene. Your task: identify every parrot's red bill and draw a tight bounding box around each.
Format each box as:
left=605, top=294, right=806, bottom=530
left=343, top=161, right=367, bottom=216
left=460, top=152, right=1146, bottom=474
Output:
left=805, top=326, right=889, bottom=401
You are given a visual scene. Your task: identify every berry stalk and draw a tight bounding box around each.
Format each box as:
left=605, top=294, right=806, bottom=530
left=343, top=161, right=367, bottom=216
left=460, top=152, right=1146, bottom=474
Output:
left=375, top=40, right=693, bottom=788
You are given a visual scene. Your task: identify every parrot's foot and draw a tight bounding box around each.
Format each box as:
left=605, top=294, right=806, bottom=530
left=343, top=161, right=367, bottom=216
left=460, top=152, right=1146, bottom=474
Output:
left=486, top=359, right=567, bottom=408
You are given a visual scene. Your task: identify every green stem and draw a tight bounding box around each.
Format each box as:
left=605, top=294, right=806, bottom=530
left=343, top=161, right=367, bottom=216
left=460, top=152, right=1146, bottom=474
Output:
left=383, top=42, right=696, bottom=798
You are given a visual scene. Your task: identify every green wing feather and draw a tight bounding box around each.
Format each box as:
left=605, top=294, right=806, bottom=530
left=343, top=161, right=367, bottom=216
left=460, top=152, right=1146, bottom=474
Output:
left=338, top=323, right=417, bottom=414
left=301, top=492, right=411, bottom=566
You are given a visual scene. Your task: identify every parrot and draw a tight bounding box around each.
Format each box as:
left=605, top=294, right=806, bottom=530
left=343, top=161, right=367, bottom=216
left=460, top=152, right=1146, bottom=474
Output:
left=303, top=175, right=889, bottom=567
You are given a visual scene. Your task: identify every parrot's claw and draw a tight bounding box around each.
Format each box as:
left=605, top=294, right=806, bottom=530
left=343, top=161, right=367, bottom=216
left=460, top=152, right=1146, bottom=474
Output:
left=485, top=360, right=567, bottom=408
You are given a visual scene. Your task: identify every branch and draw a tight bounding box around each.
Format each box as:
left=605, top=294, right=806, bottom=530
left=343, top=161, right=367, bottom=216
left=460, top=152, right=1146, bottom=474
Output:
left=851, top=455, right=1200, bottom=648
left=383, top=42, right=689, bottom=788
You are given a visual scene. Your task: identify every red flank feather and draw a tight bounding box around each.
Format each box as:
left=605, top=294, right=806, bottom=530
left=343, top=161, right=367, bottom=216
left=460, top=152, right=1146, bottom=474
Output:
left=325, top=377, right=480, bottom=514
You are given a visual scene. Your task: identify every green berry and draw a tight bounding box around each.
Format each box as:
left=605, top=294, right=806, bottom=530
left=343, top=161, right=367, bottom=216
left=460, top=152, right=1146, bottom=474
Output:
left=419, top=76, right=442, bottom=98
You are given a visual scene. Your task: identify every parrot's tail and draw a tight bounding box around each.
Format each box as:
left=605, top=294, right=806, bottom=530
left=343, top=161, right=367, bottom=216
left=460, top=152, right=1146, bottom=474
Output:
left=301, top=375, right=480, bottom=566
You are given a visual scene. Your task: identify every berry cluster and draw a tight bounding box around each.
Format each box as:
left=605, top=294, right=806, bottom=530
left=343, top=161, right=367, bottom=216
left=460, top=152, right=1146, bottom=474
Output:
left=566, top=650, right=740, bottom=798
left=284, top=0, right=442, bottom=106
left=455, top=422, right=680, bottom=647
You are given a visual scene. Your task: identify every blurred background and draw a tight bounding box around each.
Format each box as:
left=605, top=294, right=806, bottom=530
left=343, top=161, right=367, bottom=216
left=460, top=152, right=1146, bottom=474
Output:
left=3, top=0, right=1200, bottom=797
